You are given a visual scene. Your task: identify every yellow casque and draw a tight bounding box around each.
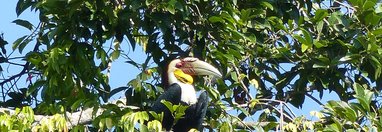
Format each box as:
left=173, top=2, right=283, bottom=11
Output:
left=173, top=69, right=193, bottom=84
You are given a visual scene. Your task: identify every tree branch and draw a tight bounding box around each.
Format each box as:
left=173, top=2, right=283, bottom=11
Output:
left=231, top=63, right=253, bottom=100
left=305, top=93, right=324, bottom=106
left=0, top=98, right=139, bottom=129
left=0, top=40, right=41, bottom=87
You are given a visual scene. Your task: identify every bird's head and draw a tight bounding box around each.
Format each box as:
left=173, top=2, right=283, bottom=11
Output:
left=166, top=57, right=222, bottom=86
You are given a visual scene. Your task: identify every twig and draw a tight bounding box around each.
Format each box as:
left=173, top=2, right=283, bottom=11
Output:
left=6, top=62, right=25, bottom=67
left=258, top=98, right=297, bottom=118
left=0, top=41, right=40, bottom=86
left=280, top=101, right=284, bottom=132
left=257, top=102, right=294, bottom=122
left=231, top=63, right=253, bottom=100
left=6, top=22, right=41, bottom=59
left=227, top=98, right=295, bottom=126
left=0, top=64, right=28, bottom=86
left=333, top=1, right=356, bottom=11
left=7, top=56, right=25, bottom=60
left=305, top=93, right=324, bottom=106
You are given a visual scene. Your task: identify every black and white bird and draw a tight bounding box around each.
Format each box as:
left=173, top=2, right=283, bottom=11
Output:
left=151, top=57, right=222, bottom=131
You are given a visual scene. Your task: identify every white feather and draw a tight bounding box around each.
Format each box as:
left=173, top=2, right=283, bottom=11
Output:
left=178, top=83, right=197, bottom=105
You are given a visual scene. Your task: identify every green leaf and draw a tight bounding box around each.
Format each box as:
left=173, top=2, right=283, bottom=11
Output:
left=26, top=52, right=43, bottom=66
left=205, top=86, right=221, bottom=101
left=368, top=55, right=382, bottom=79
left=313, top=40, right=327, bottom=48
left=294, top=28, right=313, bottom=52
left=313, top=9, right=328, bottom=22
left=232, top=0, right=237, bottom=6
left=147, top=120, right=162, bottom=131
left=346, top=129, right=358, bottom=132
left=364, top=12, right=381, bottom=26
left=110, top=50, right=120, bottom=61
left=173, top=105, right=188, bottom=121
left=113, top=39, right=121, bottom=49
left=12, top=19, right=34, bottom=30
left=344, top=106, right=357, bottom=122
left=140, top=124, right=149, bottom=132
left=166, top=0, right=176, bottom=14
left=149, top=111, right=163, bottom=122
left=209, top=16, right=224, bottom=23
left=71, top=99, right=84, bottom=111
left=301, top=28, right=313, bottom=46
left=261, top=2, right=273, bottom=10
left=105, top=118, right=113, bottom=129
left=97, top=49, right=107, bottom=67
left=12, top=35, right=27, bottom=51
left=301, top=43, right=309, bottom=52
left=324, top=118, right=342, bottom=131
left=130, top=111, right=149, bottom=126
left=316, top=21, right=324, bottom=39
left=110, top=86, right=129, bottom=98
left=372, top=28, right=382, bottom=36
left=16, top=0, right=32, bottom=16
left=161, top=100, right=174, bottom=113
left=293, top=34, right=305, bottom=44
left=18, top=38, right=32, bottom=53
left=338, top=54, right=361, bottom=62
left=145, top=0, right=154, bottom=6
left=353, top=83, right=373, bottom=112
left=231, top=72, right=238, bottom=82
left=219, top=122, right=233, bottom=132
left=363, top=1, right=376, bottom=10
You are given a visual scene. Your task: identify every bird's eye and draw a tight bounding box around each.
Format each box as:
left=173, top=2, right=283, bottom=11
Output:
left=175, top=62, right=183, bottom=68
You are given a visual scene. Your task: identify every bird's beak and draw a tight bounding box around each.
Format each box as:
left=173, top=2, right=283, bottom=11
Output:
left=181, top=59, right=222, bottom=78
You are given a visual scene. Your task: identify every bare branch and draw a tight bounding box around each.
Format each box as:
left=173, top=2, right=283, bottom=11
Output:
left=0, top=39, right=41, bottom=87
left=305, top=93, right=324, bottom=106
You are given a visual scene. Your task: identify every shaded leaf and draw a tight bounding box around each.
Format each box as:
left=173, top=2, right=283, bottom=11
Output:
left=12, top=19, right=34, bottom=30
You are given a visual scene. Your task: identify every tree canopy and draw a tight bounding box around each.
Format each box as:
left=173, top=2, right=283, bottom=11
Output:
left=1, top=0, right=382, bottom=131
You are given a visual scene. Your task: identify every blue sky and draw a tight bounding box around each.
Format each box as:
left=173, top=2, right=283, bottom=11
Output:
left=0, top=1, right=340, bottom=119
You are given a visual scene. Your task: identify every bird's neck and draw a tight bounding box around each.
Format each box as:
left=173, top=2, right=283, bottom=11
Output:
left=167, top=70, right=178, bottom=85
left=177, top=82, right=197, bottom=105
left=168, top=70, right=197, bottom=105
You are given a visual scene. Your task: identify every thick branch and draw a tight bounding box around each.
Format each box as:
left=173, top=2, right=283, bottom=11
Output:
left=0, top=98, right=139, bottom=129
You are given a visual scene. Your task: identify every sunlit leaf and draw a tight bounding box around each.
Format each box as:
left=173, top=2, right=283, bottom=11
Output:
left=105, top=118, right=113, bottom=129
left=12, top=35, right=27, bottom=51
left=261, top=2, right=273, bottom=10
left=110, top=50, right=120, bottom=61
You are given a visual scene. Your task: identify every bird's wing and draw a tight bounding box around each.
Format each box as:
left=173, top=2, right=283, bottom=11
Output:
left=151, top=83, right=182, bottom=130
left=195, top=91, right=208, bottom=130
left=173, top=91, right=209, bottom=131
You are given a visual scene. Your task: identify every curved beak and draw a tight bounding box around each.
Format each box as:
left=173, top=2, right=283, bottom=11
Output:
left=181, top=58, right=222, bottom=78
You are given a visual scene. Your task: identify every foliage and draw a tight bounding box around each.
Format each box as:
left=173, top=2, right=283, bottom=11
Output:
left=0, top=107, right=34, bottom=131
left=1, top=0, right=382, bottom=131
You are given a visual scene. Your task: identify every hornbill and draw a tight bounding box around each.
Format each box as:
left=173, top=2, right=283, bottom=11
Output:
left=151, top=57, right=222, bottom=131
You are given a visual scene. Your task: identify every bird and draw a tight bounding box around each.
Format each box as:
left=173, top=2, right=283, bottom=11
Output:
left=151, top=57, right=222, bottom=132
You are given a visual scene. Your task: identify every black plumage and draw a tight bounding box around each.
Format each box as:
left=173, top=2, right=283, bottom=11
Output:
left=151, top=83, right=208, bottom=131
